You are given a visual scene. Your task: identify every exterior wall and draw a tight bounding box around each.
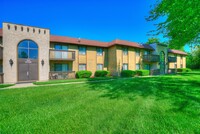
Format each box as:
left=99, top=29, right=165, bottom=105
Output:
left=3, top=23, right=50, bottom=83
left=108, top=46, right=117, bottom=76
left=86, top=46, right=96, bottom=76
left=182, top=57, right=186, bottom=68
left=128, top=47, right=136, bottom=70
left=168, top=53, right=176, bottom=69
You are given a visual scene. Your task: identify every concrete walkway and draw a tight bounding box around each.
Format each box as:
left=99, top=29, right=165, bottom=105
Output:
left=1, top=76, right=157, bottom=90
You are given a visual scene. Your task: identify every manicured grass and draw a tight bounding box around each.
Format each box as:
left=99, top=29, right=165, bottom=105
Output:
left=0, top=72, right=200, bottom=133
left=0, top=84, right=14, bottom=88
left=33, top=77, right=118, bottom=85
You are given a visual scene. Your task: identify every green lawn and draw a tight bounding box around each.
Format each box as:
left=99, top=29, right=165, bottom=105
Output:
left=33, top=77, right=118, bottom=85
left=0, top=84, right=14, bottom=88
left=0, top=72, right=200, bottom=133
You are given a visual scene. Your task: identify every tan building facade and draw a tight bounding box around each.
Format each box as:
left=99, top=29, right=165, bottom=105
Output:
left=0, top=22, right=187, bottom=83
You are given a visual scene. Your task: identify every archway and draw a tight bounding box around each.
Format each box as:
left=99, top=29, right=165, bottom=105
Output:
left=18, top=40, right=38, bottom=81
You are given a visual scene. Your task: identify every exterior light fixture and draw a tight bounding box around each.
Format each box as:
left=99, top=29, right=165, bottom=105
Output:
left=9, top=59, right=13, bottom=66
left=41, top=59, right=44, bottom=66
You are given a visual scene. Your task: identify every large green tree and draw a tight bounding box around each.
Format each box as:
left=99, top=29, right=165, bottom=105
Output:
left=147, top=0, right=200, bottom=49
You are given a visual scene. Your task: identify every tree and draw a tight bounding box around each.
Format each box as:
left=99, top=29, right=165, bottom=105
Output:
left=147, top=0, right=200, bottom=49
left=146, top=37, right=160, bottom=44
left=186, top=46, right=200, bottom=69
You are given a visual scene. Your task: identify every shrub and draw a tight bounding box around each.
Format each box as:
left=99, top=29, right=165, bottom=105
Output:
left=76, top=71, right=92, bottom=78
left=136, top=70, right=149, bottom=76
left=95, top=70, right=110, bottom=77
left=121, top=70, right=136, bottom=77
left=177, top=68, right=192, bottom=73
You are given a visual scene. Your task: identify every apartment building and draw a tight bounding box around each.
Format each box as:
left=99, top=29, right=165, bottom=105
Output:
left=0, top=22, right=187, bottom=83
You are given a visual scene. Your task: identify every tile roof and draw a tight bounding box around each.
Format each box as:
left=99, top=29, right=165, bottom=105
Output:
left=50, top=35, right=108, bottom=47
left=0, top=29, right=2, bottom=37
left=168, top=49, right=187, bottom=55
left=50, top=36, right=154, bottom=50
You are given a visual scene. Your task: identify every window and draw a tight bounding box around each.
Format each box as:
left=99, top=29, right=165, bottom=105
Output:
left=54, top=44, right=68, bottom=59
left=122, top=64, right=128, bottom=70
left=136, top=64, right=140, bottom=70
left=144, top=64, right=150, bottom=70
left=144, top=50, right=150, bottom=55
left=174, top=63, right=177, bottom=68
left=54, top=63, right=68, bottom=72
left=181, top=56, right=183, bottom=60
left=97, top=48, right=103, bottom=56
left=79, top=46, right=86, bottom=55
left=123, top=47, right=128, bottom=55
left=97, top=64, right=103, bottom=70
left=181, top=64, right=183, bottom=68
left=136, top=50, right=140, bottom=56
left=18, top=40, right=38, bottom=59
left=79, top=64, right=86, bottom=71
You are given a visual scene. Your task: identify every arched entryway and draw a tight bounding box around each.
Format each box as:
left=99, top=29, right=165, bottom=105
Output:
left=18, top=40, right=38, bottom=81
left=160, top=51, right=165, bottom=74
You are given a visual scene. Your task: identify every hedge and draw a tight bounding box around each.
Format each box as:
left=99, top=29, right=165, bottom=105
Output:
left=95, top=70, right=110, bottom=77
left=177, top=68, right=192, bottom=73
left=76, top=71, right=92, bottom=78
left=121, top=70, right=136, bottom=77
left=136, top=70, right=149, bottom=76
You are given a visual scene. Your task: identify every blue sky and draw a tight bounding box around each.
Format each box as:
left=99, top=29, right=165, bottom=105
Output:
left=1, top=0, right=173, bottom=45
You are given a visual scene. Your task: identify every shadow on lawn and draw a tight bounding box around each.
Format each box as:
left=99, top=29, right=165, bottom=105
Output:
left=88, top=74, right=200, bottom=115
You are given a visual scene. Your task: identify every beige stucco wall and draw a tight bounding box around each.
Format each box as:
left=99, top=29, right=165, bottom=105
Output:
left=3, top=23, right=50, bottom=83
left=108, top=46, right=117, bottom=76
left=128, top=47, right=136, bottom=70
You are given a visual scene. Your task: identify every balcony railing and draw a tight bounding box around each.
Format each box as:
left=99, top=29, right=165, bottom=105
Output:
left=143, top=55, right=160, bottom=62
left=168, top=56, right=177, bottom=62
left=49, top=71, right=76, bottom=80
left=49, top=50, right=75, bottom=61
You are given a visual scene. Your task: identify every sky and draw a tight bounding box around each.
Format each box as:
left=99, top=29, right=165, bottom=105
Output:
left=1, top=0, right=168, bottom=44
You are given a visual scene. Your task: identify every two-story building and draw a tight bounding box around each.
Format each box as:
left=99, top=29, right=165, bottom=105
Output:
left=0, top=22, right=187, bottom=83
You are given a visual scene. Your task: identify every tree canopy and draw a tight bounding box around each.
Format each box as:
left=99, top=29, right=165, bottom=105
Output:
left=147, top=0, right=200, bottom=49
left=146, top=37, right=160, bottom=44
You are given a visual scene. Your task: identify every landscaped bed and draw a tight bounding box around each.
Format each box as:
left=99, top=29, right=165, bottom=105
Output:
left=0, top=72, right=200, bottom=133
left=0, top=84, right=14, bottom=88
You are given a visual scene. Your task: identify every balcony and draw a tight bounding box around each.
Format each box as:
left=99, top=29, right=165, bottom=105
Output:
left=49, top=71, right=75, bottom=79
left=49, top=50, right=75, bottom=61
left=168, top=56, right=177, bottom=62
left=143, top=55, right=160, bottom=62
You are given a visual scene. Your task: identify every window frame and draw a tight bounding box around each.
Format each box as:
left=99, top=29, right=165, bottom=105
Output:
left=79, top=46, right=86, bottom=55
left=122, top=63, right=128, bottom=70
left=123, top=47, right=128, bottom=56
left=79, top=64, right=87, bottom=71
left=97, top=48, right=103, bottom=56
left=136, top=63, right=140, bottom=70
left=136, top=49, right=140, bottom=56
left=97, top=64, right=103, bottom=70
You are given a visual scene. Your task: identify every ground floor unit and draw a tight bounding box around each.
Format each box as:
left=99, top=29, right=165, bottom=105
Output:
left=0, top=22, right=187, bottom=83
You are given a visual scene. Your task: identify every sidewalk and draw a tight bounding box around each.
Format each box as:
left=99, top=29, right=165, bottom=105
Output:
left=1, top=76, right=157, bottom=90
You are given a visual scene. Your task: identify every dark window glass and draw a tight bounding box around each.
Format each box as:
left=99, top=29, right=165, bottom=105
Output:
left=29, top=49, right=38, bottom=59
left=18, top=40, right=38, bottom=59
left=29, top=41, right=38, bottom=48
left=18, top=40, right=28, bottom=48
left=18, top=49, right=28, bottom=58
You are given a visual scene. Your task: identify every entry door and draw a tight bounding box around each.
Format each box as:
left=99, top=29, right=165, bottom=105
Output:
left=18, top=59, right=38, bottom=81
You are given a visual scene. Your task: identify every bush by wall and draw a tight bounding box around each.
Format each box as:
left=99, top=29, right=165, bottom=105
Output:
left=121, top=70, right=136, bottom=77
left=95, top=70, right=110, bottom=77
left=136, top=70, right=149, bottom=76
left=177, top=68, right=192, bottom=73
left=76, top=71, right=92, bottom=78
